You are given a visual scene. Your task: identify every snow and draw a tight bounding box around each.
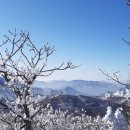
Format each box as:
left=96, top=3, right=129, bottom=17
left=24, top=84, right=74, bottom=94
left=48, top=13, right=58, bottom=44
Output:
left=113, top=88, right=130, bottom=98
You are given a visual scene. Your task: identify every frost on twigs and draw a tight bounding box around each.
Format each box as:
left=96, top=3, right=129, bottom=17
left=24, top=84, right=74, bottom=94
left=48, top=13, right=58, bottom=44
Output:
left=0, top=29, right=77, bottom=130
left=0, top=106, right=128, bottom=130
left=99, top=69, right=130, bottom=87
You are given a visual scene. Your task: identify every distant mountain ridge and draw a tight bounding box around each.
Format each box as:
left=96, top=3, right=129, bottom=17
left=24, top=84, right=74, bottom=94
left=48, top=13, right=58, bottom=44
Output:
left=0, top=77, right=124, bottom=96
left=32, top=80, right=123, bottom=96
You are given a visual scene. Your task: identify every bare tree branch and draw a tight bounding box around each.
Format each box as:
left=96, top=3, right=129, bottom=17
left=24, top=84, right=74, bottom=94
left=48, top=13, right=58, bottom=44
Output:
left=99, top=69, right=129, bottom=86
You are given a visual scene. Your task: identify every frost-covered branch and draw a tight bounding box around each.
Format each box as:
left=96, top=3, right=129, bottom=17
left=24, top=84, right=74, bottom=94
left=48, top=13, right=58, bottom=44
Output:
left=99, top=69, right=129, bottom=86
left=0, top=29, right=77, bottom=130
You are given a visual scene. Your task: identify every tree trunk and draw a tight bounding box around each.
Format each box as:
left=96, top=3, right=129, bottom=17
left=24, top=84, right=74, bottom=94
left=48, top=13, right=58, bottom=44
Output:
left=25, top=120, right=33, bottom=130
left=23, top=101, right=33, bottom=130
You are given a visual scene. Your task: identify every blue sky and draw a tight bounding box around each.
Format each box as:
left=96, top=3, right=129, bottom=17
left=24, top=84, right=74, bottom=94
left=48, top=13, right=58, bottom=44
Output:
left=0, top=0, right=130, bottom=81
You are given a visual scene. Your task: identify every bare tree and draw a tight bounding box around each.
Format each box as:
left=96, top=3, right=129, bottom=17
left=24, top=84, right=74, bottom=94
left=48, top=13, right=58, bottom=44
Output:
left=98, top=1, right=130, bottom=127
left=99, top=38, right=130, bottom=126
left=0, top=29, right=77, bottom=130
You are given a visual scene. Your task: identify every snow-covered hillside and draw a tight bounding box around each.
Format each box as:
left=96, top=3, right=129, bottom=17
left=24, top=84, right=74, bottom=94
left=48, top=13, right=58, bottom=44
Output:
left=105, top=87, right=130, bottom=98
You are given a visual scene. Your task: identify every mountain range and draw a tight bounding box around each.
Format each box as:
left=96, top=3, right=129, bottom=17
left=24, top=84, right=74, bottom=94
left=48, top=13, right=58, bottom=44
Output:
left=32, top=80, right=123, bottom=96
left=0, top=77, right=124, bottom=96
left=0, top=77, right=129, bottom=117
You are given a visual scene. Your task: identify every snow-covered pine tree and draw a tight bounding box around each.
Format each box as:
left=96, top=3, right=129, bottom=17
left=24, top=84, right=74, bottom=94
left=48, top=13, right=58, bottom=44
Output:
left=114, top=107, right=129, bottom=130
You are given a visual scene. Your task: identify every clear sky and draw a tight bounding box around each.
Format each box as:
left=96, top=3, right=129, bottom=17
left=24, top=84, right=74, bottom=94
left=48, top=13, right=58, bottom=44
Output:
left=0, top=0, right=130, bottom=81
